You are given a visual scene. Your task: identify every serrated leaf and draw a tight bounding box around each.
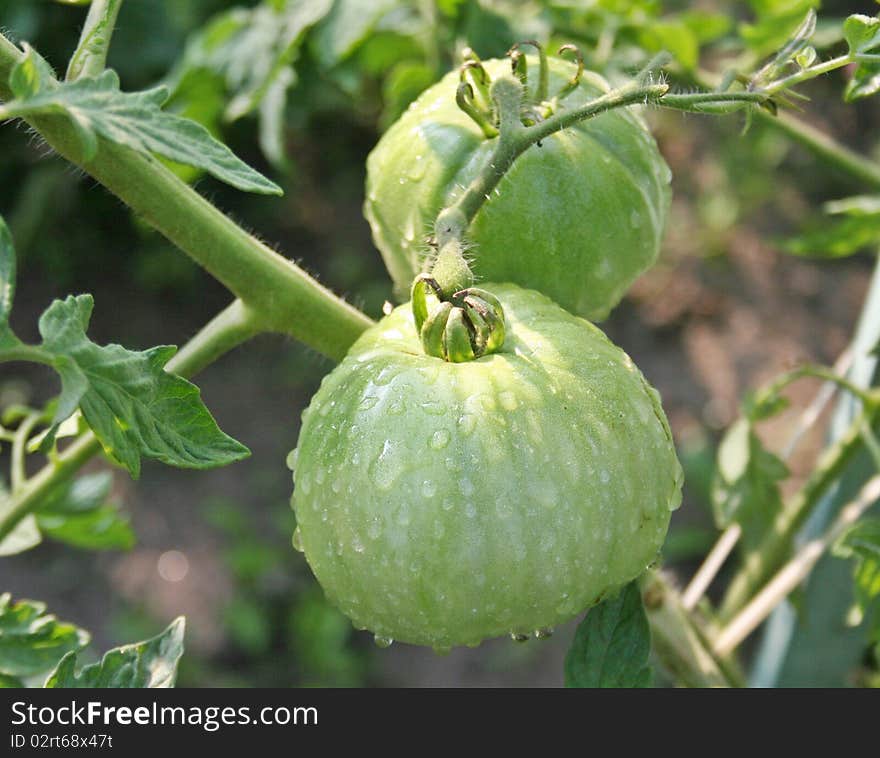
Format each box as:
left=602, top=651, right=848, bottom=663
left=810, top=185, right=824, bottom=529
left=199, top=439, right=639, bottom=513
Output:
left=843, top=14, right=880, bottom=55
left=833, top=519, right=880, bottom=642
left=36, top=472, right=133, bottom=551
left=785, top=215, right=880, bottom=258
left=35, top=295, right=250, bottom=478
left=564, top=581, right=652, bottom=688
left=712, top=418, right=788, bottom=549
left=1, top=68, right=281, bottom=195
left=0, top=594, right=89, bottom=678
left=45, top=617, right=184, bottom=688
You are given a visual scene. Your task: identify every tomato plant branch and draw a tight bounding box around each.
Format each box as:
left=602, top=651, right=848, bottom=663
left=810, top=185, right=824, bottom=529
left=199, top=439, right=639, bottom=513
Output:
left=713, top=474, right=880, bottom=657
left=0, top=33, right=373, bottom=362
left=0, top=297, right=263, bottom=544
left=681, top=349, right=856, bottom=611
left=718, top=403, right=880, bottom=621
left=10, top=411, right=41, bottom=492
left=643, top=571, right=740, bottom=687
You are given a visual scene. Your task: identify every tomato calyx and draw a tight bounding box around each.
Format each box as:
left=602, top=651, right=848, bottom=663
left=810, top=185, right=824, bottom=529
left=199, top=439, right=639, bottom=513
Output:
left=411, top=271, right=506, bottom=363
left=457, top=40, right=587, bottom=137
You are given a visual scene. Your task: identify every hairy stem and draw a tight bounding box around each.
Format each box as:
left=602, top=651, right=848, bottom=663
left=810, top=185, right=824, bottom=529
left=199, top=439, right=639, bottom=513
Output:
left=0, top=33, right=373, bottom=362
left=0, top=298, right=263, bottom=544
left=66, top=0, right=124, bottom=81
left=714, top=475, right=880, bottom=656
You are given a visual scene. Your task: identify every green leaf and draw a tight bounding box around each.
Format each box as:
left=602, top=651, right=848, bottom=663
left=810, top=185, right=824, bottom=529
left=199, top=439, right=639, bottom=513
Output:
left=740, top=1, right=819, bottom=59
left=311, top=0, right=399, bottom=68
left=45, top=617, right=184, bottom=688
left=638, top=21, right=699, bottom=71
left=0, top=594, right=89, bottom=678
left=8, top=45, right=57, bottom=100
left=750, top=7, right=817, bottom=85
left=712, top=418, right=788, bottom=549
left=0, top=673, right=23, bottom=687
left=564, top=581, right=652, bottom=688
left=0, top=515, right=42, bottom=556
left=785, top=215, right=880, bottom=258
left=1, top=67, right=281, bottom=195
left=833, top=518, right=880, bottom=642
left=33, top=295, right=249, bottom=478
left=845, top=61, right=880, bottom=102
left=36, top=472, right=134, bottom=551
left=843, top=14, right=880, bottom=55
left=0, top=215, right=21, bottom=351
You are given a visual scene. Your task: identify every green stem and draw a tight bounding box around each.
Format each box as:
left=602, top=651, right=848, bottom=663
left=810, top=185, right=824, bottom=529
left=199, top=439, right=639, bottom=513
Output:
left=441, top=79, right=669, bottom=233
left=0, top=298, right=264, bottom=545
left=0, top=33, right=373, bottom=361
left=765, top=54, right=852, bottom=96
left=753, top=110, right=880, bottom=190
left=66, top=0, right=124, bottom=81
left=717, top=404, right=880, bottom=621
left=642, top=571, right=740, bottom=687
left=10, top=412, right=41, bottom=492
left=0, top=345, right=55, bottom=366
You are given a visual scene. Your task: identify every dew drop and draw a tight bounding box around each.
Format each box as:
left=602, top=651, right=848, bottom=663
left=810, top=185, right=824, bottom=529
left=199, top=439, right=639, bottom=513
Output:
left=510, top=632, right=529, bottom=643
left=480, top=394, right=497, bottom=411
left=599, top=469, right=611, bottom=484
left=374, top=635, right=393, bottom=648
left=459, top=478, right=475, bottom=497
left=314, top=467, right=326, bottom=485
left=359, top=396, right=379, bottom=411
left=388, top=399, right=405, bottom=415
left=369, top=440, right=404, bottom=491
left=292, top=528, right=304, bottom=552
left=495, top=500, right=513, bottom=519
left=367, top=518, right=382, bottom=540
left=298, top=476, right=311, bottom=495
left=421, top=480, right=437, bottom=498
left=457, top=414, right=477, bottom=436
left=464, top=502, right=477, bottom=518
left=351, top=533, right=365, bottom=553
left=421, top=400, right=446, bottom=415
left=286, top=448, right=298, bottom=472
left=630, top=209, right=643, bottom=229
left=441, top=499, right=454, bottom=512
left=430, top=429, right=450, bottom=450
left=534, top=627, right=554, bottom=640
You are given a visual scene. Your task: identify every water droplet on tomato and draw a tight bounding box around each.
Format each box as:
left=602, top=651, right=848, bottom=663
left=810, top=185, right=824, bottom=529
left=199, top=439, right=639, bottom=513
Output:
left=535, top=627, right=554, bottom=640
left=430, top=429, right=450, bottom=449
left=510, top=632, right=529, bottom=643
left=369, top=440, right=404, bottom=491
left=499, top=391, right=518, bottom=410
left=292, top=528, right=304, bottom=552
left=359, top=396, right=379, bottom=411
left=373, top=635, right=393, bottom=648
left=457, top=414, right=476, bottom=436
left=286, top=448, right=298, bottom=473
left=421, top=480, right=437, bottom=498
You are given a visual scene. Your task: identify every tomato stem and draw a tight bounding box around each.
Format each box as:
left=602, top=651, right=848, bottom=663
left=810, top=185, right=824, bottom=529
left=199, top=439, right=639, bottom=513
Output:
left=65, top=0, right=124, bottom=81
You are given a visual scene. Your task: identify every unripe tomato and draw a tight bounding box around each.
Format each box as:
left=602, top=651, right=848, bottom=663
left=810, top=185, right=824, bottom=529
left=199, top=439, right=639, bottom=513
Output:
left=289, top=283, right=682, bottom=649
left=364, top=56, right=671, bottom=320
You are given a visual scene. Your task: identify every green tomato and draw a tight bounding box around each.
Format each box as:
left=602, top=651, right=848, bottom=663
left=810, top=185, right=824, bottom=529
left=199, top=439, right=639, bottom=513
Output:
left=289, top=284, right=682, bottom=649
left=364, top=57, right=672, bottom=320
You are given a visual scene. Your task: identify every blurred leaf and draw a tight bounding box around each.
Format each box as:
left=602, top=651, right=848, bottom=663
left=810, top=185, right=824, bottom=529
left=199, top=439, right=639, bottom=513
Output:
left=564, top=581, right=652, bottom=688
left=0, top=594, right=89, bottom=678
left=46, top=617, right=184, bottom=688
left=35, top=472, right=134, bottom=551
left=8, top=44, right=57, bottom=100
left=833, top=518, right=880, bottom=643
left=712, top=418, right=788, bottom=549
left=825, top=196, right=880, bottom=216
left=744, top=388, right=790, bottom=421
left=740, top=1, right=819, bottom=59
left=750, top=8, right=816, bottom=85
left=0, top=673, right=23, bottom=687
left=0, top=515, right=42, bottom=556
left=785, top=215, right=880, bottom=259
left=638, top=21, right=699, bottom=71
left=311, top=0, right=399, bottom=67
left=845, top=61, right=880, bottom=102
left=679, top=11, right=732, bottom=44
left=1, top=60, right=281, bottom=195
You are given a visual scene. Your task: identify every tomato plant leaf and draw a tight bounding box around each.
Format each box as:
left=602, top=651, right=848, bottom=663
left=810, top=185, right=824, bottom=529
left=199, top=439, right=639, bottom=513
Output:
left=740, top=2, right=819, bottom=61
left=36, top=472, right=134, bottom=551
left=784, top=215, right=880, bottom=258
left=0, top=215, right=21, bottom=351
left=564, top=581, right=653, bottom=688
left=0, top=673, right=23, bottom=688
left=833, top=518, right=880, bottom=643
left=0, top=594, right=90, bottom=679
left=712, top=418, right=788, bottom=549
left=32, top=295, right=250, bottom=478
left=45, top=617, right=184, bottom=688
left=1, top=64, right=282, bottom=195
left=310, top=0, right=399, bottom=68
left=843, top=14, right=880, bottom=55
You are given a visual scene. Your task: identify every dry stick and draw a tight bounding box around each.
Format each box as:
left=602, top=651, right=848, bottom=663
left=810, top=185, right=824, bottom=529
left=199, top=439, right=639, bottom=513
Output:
left=713, top=474, right=880, bottom=657
left=681, top=348, right=855, bottom=610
